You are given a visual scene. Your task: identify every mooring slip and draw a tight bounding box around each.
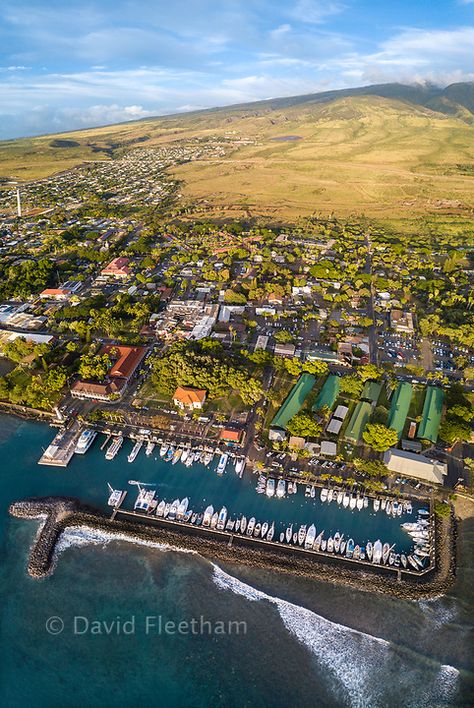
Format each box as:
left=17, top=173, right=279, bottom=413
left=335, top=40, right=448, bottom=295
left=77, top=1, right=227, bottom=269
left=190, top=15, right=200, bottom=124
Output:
left=9, top=497, right=455, bottom=600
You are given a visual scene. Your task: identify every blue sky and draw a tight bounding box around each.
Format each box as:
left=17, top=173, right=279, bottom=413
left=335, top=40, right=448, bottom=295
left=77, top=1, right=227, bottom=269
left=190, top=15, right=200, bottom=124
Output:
left=1, top=0, right=473, bottom=139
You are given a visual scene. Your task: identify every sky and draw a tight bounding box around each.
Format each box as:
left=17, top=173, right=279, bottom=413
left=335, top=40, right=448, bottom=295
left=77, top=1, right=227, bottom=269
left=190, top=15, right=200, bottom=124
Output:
left=0, top=0, right=473, bottom=139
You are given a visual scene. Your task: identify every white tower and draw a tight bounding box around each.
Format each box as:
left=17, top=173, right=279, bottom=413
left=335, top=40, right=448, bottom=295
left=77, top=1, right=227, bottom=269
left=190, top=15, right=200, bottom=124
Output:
left=16, top=189, right=22, bottom=218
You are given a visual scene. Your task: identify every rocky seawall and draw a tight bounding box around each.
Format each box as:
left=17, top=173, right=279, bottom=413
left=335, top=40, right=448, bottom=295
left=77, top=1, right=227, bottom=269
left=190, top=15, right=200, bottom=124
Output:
left=9, top=496, right=456, bottom=600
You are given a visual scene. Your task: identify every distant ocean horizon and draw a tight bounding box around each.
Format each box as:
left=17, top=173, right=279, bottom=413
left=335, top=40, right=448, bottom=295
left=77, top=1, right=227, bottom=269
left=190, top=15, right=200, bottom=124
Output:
left=1, top=414, right=473, bottom=707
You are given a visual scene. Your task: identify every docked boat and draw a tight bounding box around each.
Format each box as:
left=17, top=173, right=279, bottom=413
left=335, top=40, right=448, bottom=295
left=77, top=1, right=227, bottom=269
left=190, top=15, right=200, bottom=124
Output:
left=194, top=451, right=201, bottom=464
left=247, top=517, right=256, bottom=536
left=134, top=489, right=155, bottom=512
left=181, top=447, right=190, bottom=464
left=185, top=451, right=195, bottom=467
left=253, top=523, right=262, bottom=538
left=320, top=488, right=328, bottom=502
left=159, top=442, right=169, bottom=457
left=320, top=539, right=327, bottom=552
left=266, top=523, right=275, bottom=541
left=313, top=530, right=324, bottom=551
left=374, top=541, right=384, bottom=564
left=373, top=498, right=380, bottom=512
left=105, top=435, right=123, bottom=460
left=343, top=493, right=350, bottom=508
left=400, top=554, right=407, bottom=568
left=177, top=497, right=189, bottom=520
left=128, top=440, right=143, bottom=463
left=419, top=508, right=429, bottom=516
left=346, top=538, right=355, bottom=557
left=164, top=446, right=174, bottom=462
left=327, top=489, right=334, bottom=503
left=405, top=502, right=413, bottom=514
left=353, top=545, right=361, bottom=560
left=285, top=524, right=293, bottom=544
left=210, top=512, right=219, bottom=529
left=171, top=448, right=182, bottom=465
left=333, top=532, right=341, bottom=553
left=386, top=501, right=392, bottom=515
left=310, top=486, right=316, bottom=499
left=363, top=497, right=369, bottom=508
left=75, top=429, right=97, bottom=454
left=266, top=478, right=276, bottom=498
left=349, top=495, right=357, bottom=510
left=217, top=453, right=228, bottom=475
left=203, top=505, right=214, bottom=527
left=366, top=541, right=373, bottom=561
left=145, top=441, right=155, bottom=456
left=235, top=518, right=240, bottom=533
left=163, top=502, right=171, bottom=518
left=276, top=479, right=286, bottom=498
left=235, top=457, right=246, bottom=477
left=240, top=516, right=247, bottom=534
left=107, top=486, right=126, bottom=508
left=327, top=536, right=334, bottom=553
left=305, top=524, right=316, bottom=549
left=381, top=498, right=387, bottom=510
left=279, top=532, right=285, bottom=543
left=340, top=540, right=346, bottom=555
left=261, top=522, right=269, bottom=538
left=337, top=491, right=344, bottom=505
left=407, top=555, right=419, bottom=570
left=168, top=499, right=180, bottom=520
left=298, top=525, right=307, bottom=546
left=382, top=542, right=391, bottom=565
left=156, top=500, right=166, bottom=517
left=216, top=506, right=228, bottom=531
left=356, top=495, right=363, bottom=511
left=202, top=451, right=213, bottom=466
left=287, top=482, right=293, bottom=494
left=388, top=552, right=396, bottom=566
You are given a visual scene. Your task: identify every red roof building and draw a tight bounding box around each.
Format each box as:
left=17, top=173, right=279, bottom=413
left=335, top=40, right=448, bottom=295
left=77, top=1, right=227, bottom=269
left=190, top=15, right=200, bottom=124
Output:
left=172, top=386, right=207, bottom=410
left=219, top=428, right=244, bottom=444
left=101, top=257, right=131, bottom=279
left=71, top=344, right=147, bottom=401
left=39, top=288, right=71, bottom=300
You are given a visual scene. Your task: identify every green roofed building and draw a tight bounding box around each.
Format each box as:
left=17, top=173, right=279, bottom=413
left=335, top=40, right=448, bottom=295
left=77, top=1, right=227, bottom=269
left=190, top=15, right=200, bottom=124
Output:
left=313, top=374, right=340, bottom=412
left=361, top=380, right=382, bottom=404
left=270, top=373, right=316, bottom=432
left=387, top=382, right=413, bottom=439
left=418, top=386, right=444, bottom=443
left=344, top=401, right=372, bottom=443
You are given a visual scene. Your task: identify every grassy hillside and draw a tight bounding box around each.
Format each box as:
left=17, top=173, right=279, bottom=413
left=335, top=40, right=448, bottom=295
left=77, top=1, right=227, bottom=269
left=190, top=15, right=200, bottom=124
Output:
left=1, top=84, right=473, bottom=221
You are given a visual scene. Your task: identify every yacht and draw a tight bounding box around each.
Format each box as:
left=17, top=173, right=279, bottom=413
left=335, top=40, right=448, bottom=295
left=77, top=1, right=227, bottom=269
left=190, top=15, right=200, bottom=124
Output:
left=168, top=499, right=180, bottom=520
left=276, top=479, right=286, bottom=498
left=202, top=451, right=213, bottom=466
left=327, top=489, right=334, bottom=503
left=156, top=500, right=166, bottom=517
left=285, top=524, right=293, bottom=544
left=266, top=478, right=276, bottom=498
left=145, top=441, right=155, bottom=456
left=177, top=498, right=189, bottom=520
left=171, top=448, right=182, bottom=465
left=203, top=505, right=214, bottom=527
left=333, top=531, right=341, bottom=553
left=298, top=525, right=307, bottom=546
left=327, top=536, right=334, bottom=553
left=240, top=516, right=247, bottom=534
left=320, top=488, right=328, bottom=502
left=246, top=517, right=256, bottom=536
left=400, top=554, right=408, bottom=569
left=185, top=451, right=195, bottom=467
left=304, top=524, right=316, bottom=549
left=356, top=495, right=364, bottom=511
left=163, top=502, right=171, bottom=518
left=235, top=457, right=246, bottom=477
left=349, top=495, right=357, bottom=510
left=217, top=453, right=228, bottom=475
left=164, top=446, right=174, bottom=462
left=253, top=523, right=262, bottom=538
left=340, top=540, right=346, bottom=555
left=310, top=486, right=316, bottom=499
left=313, top=530, right=324, bottom=551
left=107, top=486, right=126, bottom=508
left=159, top=442, right=169, bottom=457
left=181, top=447, right=190, bottom=464
left=266, top=523, right=275, bottom=541
left=134, top=489, right=155, bottom=513
left=320, top=539, right=327, bottom=552
left=366, top=541, right=373, bottom=561
left=346, top=538, right=355, bottom=557
left=261, top=522, right=269, bottom=538
left=343, top=493, right=350, bottom=508
left=105, top=435, right=123, bottom=460
left=373, top=539, right=383, bottom=564
left=210, top=512, right=219, bottom=529
left=373, top=498, right=380, bottom=512
left=353, top=545, right=361, bottom=560
left=75, top=429, right=97, bottom=454
left=128, top=440, right=143, bottom=463
left=216, top=507, right=228, bottom=531
left=337, top=491, right=344, bottom=505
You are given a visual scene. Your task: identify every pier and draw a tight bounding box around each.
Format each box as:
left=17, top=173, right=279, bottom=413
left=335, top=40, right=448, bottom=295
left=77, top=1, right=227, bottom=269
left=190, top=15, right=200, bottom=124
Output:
left=38, top=423, right=83, bottom=467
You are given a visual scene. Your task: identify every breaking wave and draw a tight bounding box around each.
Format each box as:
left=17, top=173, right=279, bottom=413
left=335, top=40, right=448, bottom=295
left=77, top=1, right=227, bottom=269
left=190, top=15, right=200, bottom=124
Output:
left=55, top=525, right=198, bottom=557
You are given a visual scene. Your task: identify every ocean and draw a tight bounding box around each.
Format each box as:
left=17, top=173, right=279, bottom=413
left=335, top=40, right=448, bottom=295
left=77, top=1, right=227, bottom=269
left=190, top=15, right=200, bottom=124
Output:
left=0, top=414, right=473, bottom=707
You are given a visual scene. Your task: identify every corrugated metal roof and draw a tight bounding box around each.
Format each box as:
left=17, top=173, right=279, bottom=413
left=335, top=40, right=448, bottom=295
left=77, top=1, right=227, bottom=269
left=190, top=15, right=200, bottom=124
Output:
left=418, top=386, right=444, bottom=443
left=387, top=382, right=413, bottom=439
left=312, top=374, right=340, bottom=411
left=383, top=448, right=446, bottom=484
left=361, top=380, right=382, bottom=404
left=270, top=373, right=316, bottom=430
left=344, top=401, right=372, bottom=443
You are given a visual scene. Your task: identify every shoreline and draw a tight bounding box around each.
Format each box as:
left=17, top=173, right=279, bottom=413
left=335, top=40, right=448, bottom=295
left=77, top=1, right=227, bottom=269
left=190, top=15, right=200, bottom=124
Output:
left=9, top=496, right=456, bottom=600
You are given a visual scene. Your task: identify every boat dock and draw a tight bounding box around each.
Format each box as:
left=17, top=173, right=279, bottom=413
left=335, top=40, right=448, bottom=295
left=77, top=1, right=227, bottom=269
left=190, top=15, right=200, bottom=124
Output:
left=38, top=423, right=83, bottom=467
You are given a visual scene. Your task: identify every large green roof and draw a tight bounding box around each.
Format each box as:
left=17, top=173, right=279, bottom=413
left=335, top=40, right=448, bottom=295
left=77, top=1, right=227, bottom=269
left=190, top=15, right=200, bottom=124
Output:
left=270, top=373, right=316, bottom=431
left=387, top=382, right=413, bottom=439
left=418, top=386, right=444, bottom=443
left=361, top=380, right=382, bottom=404
left=344, top=401, right=372, bottom=443
left=312, top=374, right=340, bottom=412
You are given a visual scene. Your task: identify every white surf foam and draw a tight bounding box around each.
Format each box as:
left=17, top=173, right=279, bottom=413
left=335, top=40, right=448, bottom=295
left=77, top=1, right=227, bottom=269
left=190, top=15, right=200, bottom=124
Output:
left=212, top=564, right=460, bottom=708
left=55, top=525, right=198, bottom=557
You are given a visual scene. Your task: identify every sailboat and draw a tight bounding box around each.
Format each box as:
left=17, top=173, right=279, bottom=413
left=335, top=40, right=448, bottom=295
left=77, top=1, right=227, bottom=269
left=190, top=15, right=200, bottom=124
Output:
left=305, top=524, right=316, bottom=549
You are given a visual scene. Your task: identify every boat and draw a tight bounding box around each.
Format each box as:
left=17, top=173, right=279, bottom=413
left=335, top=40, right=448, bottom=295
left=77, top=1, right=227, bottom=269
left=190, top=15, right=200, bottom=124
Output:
left=276, top=479, right=286, bottom=498
left=171, top=448, right=182, bottom=465
left=333, top=532, right=341, bottom=553
left=235, top=457, right=246, bottom=477
left=266, top=478, right=276, bottom=497
left=194, top=451, right=201, bottom=464
left=293, top=532, right=298, bottom=544
left=407, top=555, right=419, bottom=570
left=321, top=539, right=327, bottom=552
left=340, top=540, right=346, bottom=555
left=266, top=523, right=275, bottom=541
left=163, top=502, right=171, bottom=518
left=405, top=502, right=413, bottom=514
left=184, top=510, right=193, bottom=522
left=389, top=552, right=396, bottom=566
left=418, top=508, right=429, bottom=516
left=105, top=435, right=123, bottom=460
left=382, top=543, right=391, bottom=565
left=310, top=486, right=316, bottom=499
left=75, top=429, right=97, bottom=454
left=107, top=487, right=126, bottom=508
left=253, top=523, right=262, bottom=538
left=373, top=498, right=380, bottom=512
left=386, top=501, right=392, bottom=515
left=313, top=531, right=324, bottom=551
left=305, top=524, right=316, bottom=549
left=261, top=522, right=269, bottom=538
left=298, top=525, right=307, bottom=546
left=203, top=505, right=214, bottom=527
left=327, top=536, right=334, bottom=553
left=353, top=545, right=360, bottom=560
left=337, top=491, right=343, bottom=505
left=356, top=495, right=363, bottom=511
left=292, top=483, right=298, bottom=494
left=216, top=506, right=228, bottom=530
left=217, top=453, right=228, bottom=475
left=400, top=554, right=407, bottom=568
left=279, top=532, right=285, bottom=543
left=177, top=497, right=189, bottom=519
left=363, top=497, right=369, bottom=508
left=247, top=517, right=256, bottom=536
left=343, top=493, right=350, bottom=508
left=349, top=495, right=357, bottom=510
left=164, top=446, right=174, bottom=462
left=159, top=442, right=169, bottom=457
left=366, top=541, right=373, bottom=561
left=181, top=447, right=190, bottom=464
left=210, top=512, right=219, bottom=529
left=225, top=519, right=235, bottom=532
left=285, top=524, right=293, bottom=544
left=202, top=451, right=213, bottom=466
left=305, top=485, right=311, bottom=497
left=134, top=488, right=155, bottom=512
left=392, top=501, right=399, bottom=515
left=168, top=499, right=180, bottom=520
left=346, top=538, right=355, bottom=557
left=381, top=498, right=387, bottom=510
left=196, top=514, right=203, bottom=526
left=287, top=482, right=293, bottom=494
left=128, top=440, right=143, bottom=463
left=145, top=441, right=155, bottom=456
left=240, top=516, right=247, bottom=534
left=327, top=489, right=334, bottom=503
left=320, top=488, right=328, bottom=502
left=397, top=504, right=403, bottom=517
left=191, top=513, right=198, bottom=524
left=156, top=500, right=166, bottom=517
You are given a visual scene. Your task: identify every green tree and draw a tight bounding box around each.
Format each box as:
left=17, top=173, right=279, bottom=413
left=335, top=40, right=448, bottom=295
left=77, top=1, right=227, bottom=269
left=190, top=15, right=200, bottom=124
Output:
left=78, top=353, right=111, bottom=381
left=339, top=374, right=364, bottom=397
left=362, top=423, right=398, bottom=452
left=286, top=413, right=322, bottom=438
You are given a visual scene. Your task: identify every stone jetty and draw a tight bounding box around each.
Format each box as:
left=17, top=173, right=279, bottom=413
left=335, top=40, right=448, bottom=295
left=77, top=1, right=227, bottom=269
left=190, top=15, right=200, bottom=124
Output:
left=9, top=496, right=456, bottom=600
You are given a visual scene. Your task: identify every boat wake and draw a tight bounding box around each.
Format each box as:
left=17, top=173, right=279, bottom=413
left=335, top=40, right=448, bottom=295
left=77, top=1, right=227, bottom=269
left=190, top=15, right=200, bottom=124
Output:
left=212, top=564, right=460, bottom=708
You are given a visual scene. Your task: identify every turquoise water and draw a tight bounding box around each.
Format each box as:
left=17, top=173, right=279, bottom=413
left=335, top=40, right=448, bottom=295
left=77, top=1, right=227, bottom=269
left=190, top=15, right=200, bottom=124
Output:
left=0, top=415, right=473, bottom=707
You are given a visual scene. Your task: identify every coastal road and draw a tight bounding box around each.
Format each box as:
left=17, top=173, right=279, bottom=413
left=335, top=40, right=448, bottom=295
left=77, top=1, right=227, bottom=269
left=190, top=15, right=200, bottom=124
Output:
left=364, top=229, right=378, bottom=365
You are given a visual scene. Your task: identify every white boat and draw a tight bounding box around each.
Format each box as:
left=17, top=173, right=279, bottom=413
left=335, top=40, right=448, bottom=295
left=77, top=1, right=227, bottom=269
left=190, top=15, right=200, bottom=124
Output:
left=400, top=554, right=407, bottom=568
left=210, top=512, right=219, bottom=529
left=266, top=478, right=276, bottom=497
left=156, top=500, right=166, bottom=517
left=246, top=517, right=256, bottom=536
left=107, top=487, right=126, bottom=508
left=337, top=491, right=343, bottom=505
left=366, top=541, right=373, bottom=561
left=128, top=440, right=143, bottom=463
left=181, top=447, right=190, bottom=464
left=164, top=446, right=174, bottom=462
left=343, top=493, right=350, bottom=508
left=363, top=497, right=369, bottom=508
left=373, top=498, right=380, bottom=512
left=203, top=505, right=214, bottom=527
left=381, top=499, right=387, bottom=510
left=405, top=502, right=413, bottom=514
left=240, top=516, right=247, bottom=534
left=305, top=524, right=316, bottom=549
left=163, top=502, right=171, bottom=518
left=266, top=523, right=275, bottom=541
left=261, top=522, right=269, bottom=538
left=386, top=501, right=392, bottom=515
left=382, top=543, right=391, bottom=564
left=235, top=518, right=241, bottom=533
left=145, top=441, right=155, bottom=456
left=353, top=545, right=360, bottom=560
left=172, top=448, right=182, bottom=465
left=279, top=532, right=285, bottom=543
left=177, top=497, right=189, bottom=519
left=356, top=495, right=363, bottom=511
left=340, top=540, right=346, bottom=555
left=408, top=555, right=419, bottom=570
left=333, top=531, right=341, bottom=553
left=276, top=479, right=286, bottom=498
left=159, top=442, right=169, bottom=457
left=185, top=451, right=195, bottom=467
left=320, top=488, right=328, bottom=502
left=217, top=453, right=228, bottom=475
left=327, top=536, right=334, bottom=553
left=327, top=489, right=334, bottom=503
left=216, top=506, right=228, bottom=530
left=105, top=435, right=123, bottom=460
left=235, top=457, right=246, bottom=477
left=75, top=429, right=97, bottom=454
left=285, top=524, right=293, bottom=543
left=321, top=539, right=327, bottom=552
left=419, top=508, right=429, bottom=516
left=168, top=499, right=180, bottom=520
left=298, top=525, right=307, bottom=546
left=134, top=489, right=155, bottom=512
left=310, top=486, right=316, bottom=499
left=202, top=451, right=213, bottom=466
left=346, top=538, right=355, bottom=557
left=253, top=523, right=262, bottom=538
left=313, top=530, right=324, bottom=551
left=349, top=495, right=357, bottom=510
left=373, top=540, right=383, bottom=564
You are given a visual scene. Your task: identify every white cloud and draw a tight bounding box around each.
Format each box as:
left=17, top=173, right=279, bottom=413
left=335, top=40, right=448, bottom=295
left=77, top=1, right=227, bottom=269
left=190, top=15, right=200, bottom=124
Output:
left=290, top=0, right=346, bottom=24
